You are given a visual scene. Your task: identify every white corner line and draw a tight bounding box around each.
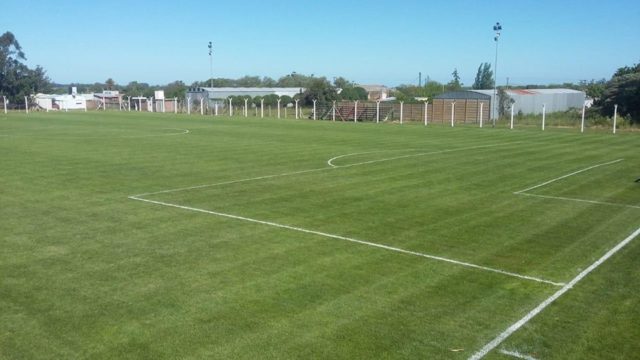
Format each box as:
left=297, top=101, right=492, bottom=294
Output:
left=128, top=195, right=564, bottom=287
left=514, top=159, right=623, bottom=195
left=499, top=349, right=539, bottom=360
left=468, top=226, right=640, bottom=360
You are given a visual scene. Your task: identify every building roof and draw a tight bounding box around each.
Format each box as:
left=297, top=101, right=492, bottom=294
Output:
left=191, top=87, right=304, bottom=93
left=358, top=84, right=388, bottom=92
left=436, top=88, right=584, bottom=99
left=434, top=91, right=491, bottom=100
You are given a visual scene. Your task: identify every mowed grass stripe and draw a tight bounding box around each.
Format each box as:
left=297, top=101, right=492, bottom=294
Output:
left=1, top=112, right=638, bottom=359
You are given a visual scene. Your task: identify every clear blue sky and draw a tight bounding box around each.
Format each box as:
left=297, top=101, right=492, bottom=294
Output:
left=4, top=0, right=639, bottom=87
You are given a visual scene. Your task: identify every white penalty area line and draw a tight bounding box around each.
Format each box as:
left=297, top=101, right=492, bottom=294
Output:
left=134, top=141, right=520, bottom=198
left=327, top=142, right=521, bottom=168
left=499, top=349, right=539, bottom=360
left=513, top=159, right=640, bottom=210
left=514, top=159, right=623, bottom=194
left=469, top=226, right=640, bottom=360
left=128, top=195, right=564, bottom=287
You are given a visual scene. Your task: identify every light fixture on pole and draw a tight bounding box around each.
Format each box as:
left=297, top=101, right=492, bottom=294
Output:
left=208, top=41, right=213, bottom=88
left=492, top=21, right=502, bottom=127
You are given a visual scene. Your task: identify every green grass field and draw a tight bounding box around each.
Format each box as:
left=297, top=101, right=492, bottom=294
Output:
left=1, top=111, right=639, bottom=359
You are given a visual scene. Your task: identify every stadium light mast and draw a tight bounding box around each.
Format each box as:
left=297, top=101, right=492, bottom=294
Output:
left=208, top=41, right=213, bottom=88
left=492, top=22, right=502, bottom=127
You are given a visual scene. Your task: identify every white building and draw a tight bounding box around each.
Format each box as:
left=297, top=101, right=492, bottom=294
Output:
left=436, top=88, right=586, bottom=119
left=35, top=93, right=89, bottom=111
left=186, top=87, right=305, bottom=106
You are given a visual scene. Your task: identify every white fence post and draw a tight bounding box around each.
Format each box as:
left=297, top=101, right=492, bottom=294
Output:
left=377, top=100, right=381, bottom=124
left=174, top=98, right=177, bottom=114
left=581, top=101, right=586, bottom=133
left=332, top=100, right=336, bottom=122
left=229, top=98, right=233, bottom=117
left=542, top=104, right=546, bottom=131
left=312, top=99, right=317, bottom=120
left=400, top=101, right=404, bottom=124
left=214, top=103, right=218, bottom=116
left=451, top=102, right=455, bottom=127
left=261, top=99, right=264, bottom=118
left=510, top=103, right=514, bottom=129
left=187, top=97, right=191, bottom=115
left=200, top=98, right=204, bottom=115
left=613, top=104, right=618, bottom=134
left=424, top=100, right=428, bottom=126
left=354, top=100, right=358, bottom=122
left=295, top=99, right=299, bottom=119
left=3, top=96, right=7, bottom=114
left=277, top=99, right=281, bottom=118
left=244, top=98, right=248, bottom=117
left=25, top=96, right=29, bottom=114
left=479, top=102, right=484, bottom=128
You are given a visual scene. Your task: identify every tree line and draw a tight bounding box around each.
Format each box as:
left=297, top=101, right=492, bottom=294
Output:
left=1, top=31, right=638, bottom=123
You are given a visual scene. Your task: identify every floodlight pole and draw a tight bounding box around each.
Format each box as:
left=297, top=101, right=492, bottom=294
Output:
left=492, top=21, right=502, bottom=127
left=208, top=41, right=213, bottom=88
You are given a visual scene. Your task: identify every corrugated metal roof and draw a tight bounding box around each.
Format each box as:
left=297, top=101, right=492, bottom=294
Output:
left=434, top=91, right=491, bottom=100
left=195, top=87, right=304, bottom=92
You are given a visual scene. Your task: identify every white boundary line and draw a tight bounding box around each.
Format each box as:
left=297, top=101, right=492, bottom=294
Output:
left=134, top=142, right=520, bottom=197
left=517, top=192, right=640, bottom=210
left=469, top=226, right=640, bottom=359
left=499, top=349, right=539, bottom=360
left=128, top=195, right=564, bottom=287
left=327, top=149, right=418, bottom=167
left=514, top=159, right=623, bottom=194
left=513, top=158, right=640, bottom=210
left=0, top=127, right=189, bottom=139
left=331, top=143, right=521, bottom=169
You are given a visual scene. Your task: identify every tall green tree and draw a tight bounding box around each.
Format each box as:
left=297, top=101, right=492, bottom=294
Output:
left=472, top=63, right=494, bottom=89
left=447, top=68, right=462, bottom=91
left=164, top=80, right=186, bottom=99
left=0, top=31, right=51, bottom=102
left=105, top=78, right=115, bottom=90
left=599, top=62, right=640, bottom=123
left=301, top=77, right=337, bottom=105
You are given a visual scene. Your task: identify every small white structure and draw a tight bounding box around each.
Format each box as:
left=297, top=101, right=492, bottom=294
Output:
left=35, top=93, right=88, bottom=111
